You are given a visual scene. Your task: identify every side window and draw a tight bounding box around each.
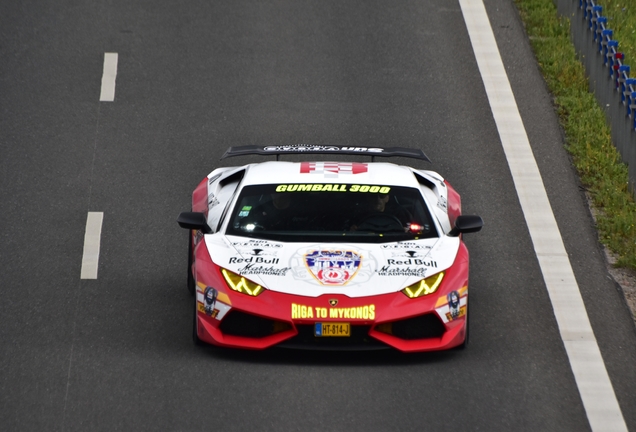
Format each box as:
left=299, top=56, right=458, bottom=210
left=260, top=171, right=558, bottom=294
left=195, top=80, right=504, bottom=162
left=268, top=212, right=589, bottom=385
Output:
left=414, top=172, right=448, bottom=235
left=207, top=170, right=245, bottom=233
left=216, top=188, right=239, bottom=232
left=207, top=181, right=239, bottom=232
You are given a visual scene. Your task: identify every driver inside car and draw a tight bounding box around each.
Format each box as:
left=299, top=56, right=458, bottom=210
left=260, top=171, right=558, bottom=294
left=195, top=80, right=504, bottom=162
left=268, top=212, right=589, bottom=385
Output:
left=247, top=192, right=305, bottom=231
left=350, top=193, right=412, bottom=232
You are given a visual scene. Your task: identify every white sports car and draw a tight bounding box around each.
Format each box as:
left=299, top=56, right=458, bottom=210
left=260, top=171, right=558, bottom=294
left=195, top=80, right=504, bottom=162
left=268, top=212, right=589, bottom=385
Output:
left=178, top=145, right=482, bottom=351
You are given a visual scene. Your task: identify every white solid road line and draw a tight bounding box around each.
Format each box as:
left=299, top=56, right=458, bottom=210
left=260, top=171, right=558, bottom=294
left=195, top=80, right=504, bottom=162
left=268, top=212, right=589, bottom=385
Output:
left=99, top=53, right=118, bottom=102
left=458, top=0, right=627, bottom=431
left=80, top=212, right=104, bottom=279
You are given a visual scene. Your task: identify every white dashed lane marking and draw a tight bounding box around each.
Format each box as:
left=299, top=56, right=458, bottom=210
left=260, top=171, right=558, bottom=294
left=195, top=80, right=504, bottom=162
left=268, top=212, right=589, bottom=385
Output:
left=80, top=212, right=103, bottom=279
left=459, top=0, right=627, bottom=430
left=99, top=52, right=118, bottom=102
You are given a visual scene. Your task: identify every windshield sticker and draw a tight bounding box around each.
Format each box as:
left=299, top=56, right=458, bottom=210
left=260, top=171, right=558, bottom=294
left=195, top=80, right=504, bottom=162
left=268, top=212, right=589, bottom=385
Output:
left=305, top=250, right=362, bottom=285
left=238, top=206, right=252, bottom=217
left=291, top=303, right=375, bottom=320
left=275, top=184, right=390, bottom=193
left=300, top=162, right=368, bottom=178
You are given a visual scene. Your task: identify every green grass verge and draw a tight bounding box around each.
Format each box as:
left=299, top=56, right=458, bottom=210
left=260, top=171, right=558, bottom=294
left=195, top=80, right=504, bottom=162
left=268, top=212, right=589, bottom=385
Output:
left=600, top=0, right=636, bottom=65
left=514, top=0, right=636, bottom=269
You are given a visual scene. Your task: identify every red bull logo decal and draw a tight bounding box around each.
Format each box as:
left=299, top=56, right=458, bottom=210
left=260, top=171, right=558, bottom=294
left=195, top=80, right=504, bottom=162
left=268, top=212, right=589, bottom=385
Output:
left=304, top=250, right=362, bottom=285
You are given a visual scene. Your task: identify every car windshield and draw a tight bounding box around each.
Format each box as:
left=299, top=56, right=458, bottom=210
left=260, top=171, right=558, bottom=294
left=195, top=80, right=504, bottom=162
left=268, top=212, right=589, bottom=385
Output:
left=225, top=183, right=438, bottom=243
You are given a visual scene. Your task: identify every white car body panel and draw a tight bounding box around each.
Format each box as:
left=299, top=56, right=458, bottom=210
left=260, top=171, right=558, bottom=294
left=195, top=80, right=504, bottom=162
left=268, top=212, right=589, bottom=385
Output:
left=198, top=160, right=460, bottom=298
left=202, top=234, right=461, bottom=298
left=204, top=161, right=453, bottom=234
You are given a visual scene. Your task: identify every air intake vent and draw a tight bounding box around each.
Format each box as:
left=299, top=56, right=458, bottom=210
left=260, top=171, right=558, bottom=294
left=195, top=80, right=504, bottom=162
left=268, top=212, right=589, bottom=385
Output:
left=391, top=314, right=446, bottom=340
left=219, top=311, right=285, bottom=338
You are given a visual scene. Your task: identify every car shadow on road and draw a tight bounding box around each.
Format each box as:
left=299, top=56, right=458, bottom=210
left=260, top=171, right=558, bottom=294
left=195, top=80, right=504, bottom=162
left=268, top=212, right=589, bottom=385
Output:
left=193, top=343, right=459, bottom=367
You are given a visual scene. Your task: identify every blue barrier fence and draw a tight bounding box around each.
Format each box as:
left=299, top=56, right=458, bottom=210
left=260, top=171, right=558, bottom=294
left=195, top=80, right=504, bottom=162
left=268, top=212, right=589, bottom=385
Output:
left=557, top=0, right=636, bottom=191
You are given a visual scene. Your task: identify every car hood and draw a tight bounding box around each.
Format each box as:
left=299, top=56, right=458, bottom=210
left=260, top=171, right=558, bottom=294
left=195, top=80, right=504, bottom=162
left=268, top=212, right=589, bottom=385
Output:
left=204, top=235, right=461, bottom=298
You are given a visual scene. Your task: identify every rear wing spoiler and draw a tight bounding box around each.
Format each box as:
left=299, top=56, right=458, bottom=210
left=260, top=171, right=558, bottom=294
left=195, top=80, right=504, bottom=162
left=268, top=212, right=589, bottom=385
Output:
left=221, top=145, right=430, bottom=162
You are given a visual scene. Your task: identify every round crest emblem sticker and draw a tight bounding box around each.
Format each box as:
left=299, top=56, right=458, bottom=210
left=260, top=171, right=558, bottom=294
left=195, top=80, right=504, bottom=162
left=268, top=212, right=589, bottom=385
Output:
left=304, top=250, right=362, bottom=285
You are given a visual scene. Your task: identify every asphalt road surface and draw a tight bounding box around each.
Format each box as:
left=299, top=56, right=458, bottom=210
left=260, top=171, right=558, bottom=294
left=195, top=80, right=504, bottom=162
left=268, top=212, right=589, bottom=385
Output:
left=1, top=0, right=635, bottom=430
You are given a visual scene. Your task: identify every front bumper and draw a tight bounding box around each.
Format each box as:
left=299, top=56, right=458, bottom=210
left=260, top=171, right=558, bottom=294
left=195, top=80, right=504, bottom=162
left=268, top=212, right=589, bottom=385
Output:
left=195, top=289, right=467, bottom=353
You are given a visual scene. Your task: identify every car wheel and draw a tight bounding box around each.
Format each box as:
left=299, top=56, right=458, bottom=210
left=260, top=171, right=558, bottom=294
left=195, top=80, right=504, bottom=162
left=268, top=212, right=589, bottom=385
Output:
left=193, top=294, right=204, bottom=346
left=187, top=231, right=195, bottom=296
left=456, top=304, right=469, bottom=350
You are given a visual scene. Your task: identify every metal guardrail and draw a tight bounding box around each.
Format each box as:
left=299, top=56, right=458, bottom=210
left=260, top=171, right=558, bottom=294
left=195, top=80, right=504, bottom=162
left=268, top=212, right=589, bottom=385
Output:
left=583, top=0, right=636, bottom=119
left=557, top=0, right=636, bottom=190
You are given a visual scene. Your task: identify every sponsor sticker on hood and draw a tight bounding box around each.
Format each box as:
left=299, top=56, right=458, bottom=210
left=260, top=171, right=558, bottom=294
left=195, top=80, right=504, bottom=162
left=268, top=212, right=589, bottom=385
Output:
left=213, top=235, right=459, bottom=298
left=304, top=250, right=362, bottom=285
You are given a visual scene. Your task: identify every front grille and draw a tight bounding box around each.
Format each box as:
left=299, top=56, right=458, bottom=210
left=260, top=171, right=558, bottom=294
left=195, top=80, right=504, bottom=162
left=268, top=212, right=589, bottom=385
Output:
left=219, top=310, right=285, bottom=338
left=390, top=314, right=446, bottom=340
left=279, top=325, right=387, bottom=350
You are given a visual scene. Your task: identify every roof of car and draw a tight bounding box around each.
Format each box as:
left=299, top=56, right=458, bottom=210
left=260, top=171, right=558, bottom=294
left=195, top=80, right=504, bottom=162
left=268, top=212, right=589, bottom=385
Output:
left=239, top=161, right=422, bottom=188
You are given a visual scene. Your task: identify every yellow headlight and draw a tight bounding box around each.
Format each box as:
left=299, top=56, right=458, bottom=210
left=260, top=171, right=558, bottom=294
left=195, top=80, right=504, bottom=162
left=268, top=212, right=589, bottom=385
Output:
left=402, top=272, right=445, bottom=298
left=221, top=268, right=264, bottom=296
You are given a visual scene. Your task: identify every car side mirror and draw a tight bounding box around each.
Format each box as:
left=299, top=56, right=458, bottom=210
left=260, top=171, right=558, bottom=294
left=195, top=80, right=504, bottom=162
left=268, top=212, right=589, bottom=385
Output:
left=177, top=212, right=212, bottom=234
left=448, top=215, right=483, bottom=237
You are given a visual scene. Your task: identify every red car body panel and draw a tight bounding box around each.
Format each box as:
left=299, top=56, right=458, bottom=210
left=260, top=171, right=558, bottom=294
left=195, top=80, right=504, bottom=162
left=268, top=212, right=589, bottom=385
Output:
left=193, top=236, right=470, bottom=352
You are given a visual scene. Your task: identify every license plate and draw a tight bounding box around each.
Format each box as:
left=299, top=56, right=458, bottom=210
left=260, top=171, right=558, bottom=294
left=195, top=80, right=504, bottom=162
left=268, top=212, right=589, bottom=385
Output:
left=315, top=323, right=350, bottom=337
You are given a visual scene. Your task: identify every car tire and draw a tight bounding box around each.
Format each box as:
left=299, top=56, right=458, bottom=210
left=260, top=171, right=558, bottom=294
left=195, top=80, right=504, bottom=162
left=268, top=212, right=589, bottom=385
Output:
left=193, top=294, right=204, bottom=346
left=187, top=231, right=195, bottom=296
